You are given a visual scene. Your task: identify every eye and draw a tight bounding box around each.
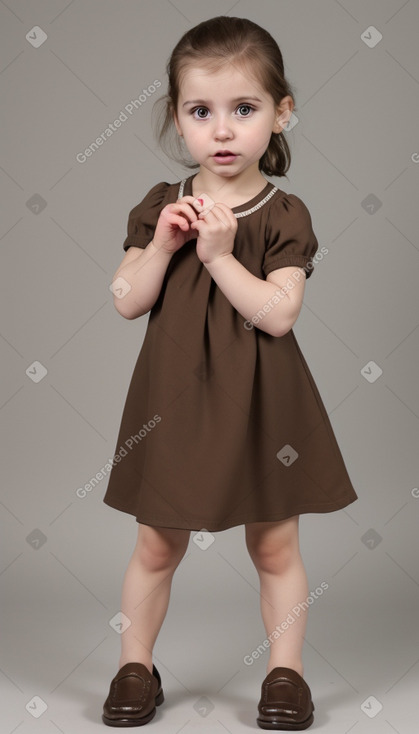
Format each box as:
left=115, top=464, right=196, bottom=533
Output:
left=236, top=104, right=254, bottom=117
left=191, top=107, right=210, bottom=119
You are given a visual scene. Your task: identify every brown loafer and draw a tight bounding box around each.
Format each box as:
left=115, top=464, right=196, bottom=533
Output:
left=102, top=662, right=164, bottom=727
left=257, top=666, right=314, bottom=730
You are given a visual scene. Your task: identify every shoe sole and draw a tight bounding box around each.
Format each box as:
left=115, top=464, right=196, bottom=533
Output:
left=102, top=688, right=164, bottom=727
left=257, top=704, right=314, bottom=730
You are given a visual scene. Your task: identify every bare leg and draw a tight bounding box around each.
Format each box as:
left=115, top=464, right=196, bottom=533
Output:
left=118, top=523, right=190, bottom=675
left=245, top=516, right=309, bottom=677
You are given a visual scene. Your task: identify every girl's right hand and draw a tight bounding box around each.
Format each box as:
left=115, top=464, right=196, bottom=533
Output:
left=152, top=196, right=201, bottom=254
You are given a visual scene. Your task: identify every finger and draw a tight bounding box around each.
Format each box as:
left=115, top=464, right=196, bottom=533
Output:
left=192, top=193, right=216, bottom=216
left=167, top=202, right=199, bottom=223
left=177, top=195, right=201, bottom=204
left=176, top=195, right=205, bottom=213
left=166, top=213, right=192, bottom=230
left=209, top=202, right=238, bottom=226
left=198, top=205, right=231, bottom=230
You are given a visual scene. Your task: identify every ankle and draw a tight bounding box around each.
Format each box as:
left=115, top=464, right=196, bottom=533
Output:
left=267, top=661, right=304, bottom=678
left=118, top=657, right=153, bottom=676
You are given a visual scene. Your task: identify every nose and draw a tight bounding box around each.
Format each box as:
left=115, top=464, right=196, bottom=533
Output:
left=213, top=113, right=233, bottom=141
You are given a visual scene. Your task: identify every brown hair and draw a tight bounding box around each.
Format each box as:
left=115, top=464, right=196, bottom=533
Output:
left=152, top=16, right=297, bottom=178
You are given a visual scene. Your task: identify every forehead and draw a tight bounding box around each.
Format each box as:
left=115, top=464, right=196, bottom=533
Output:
left=178, top=63, right=269, bottom=101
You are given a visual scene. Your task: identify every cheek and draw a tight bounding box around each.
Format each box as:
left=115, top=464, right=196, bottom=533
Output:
left=246, top=127, right=272, bottom=152
left=246, top=134, right=273, bottom=161
left=184, top=126, right=205, bottom=146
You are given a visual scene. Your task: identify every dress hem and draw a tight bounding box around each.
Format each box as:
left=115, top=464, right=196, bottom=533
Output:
left=102, top=493, right=358, bottom=533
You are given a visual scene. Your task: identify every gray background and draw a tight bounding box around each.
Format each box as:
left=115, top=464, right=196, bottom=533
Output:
left=1, top=0, right=418, bottom=732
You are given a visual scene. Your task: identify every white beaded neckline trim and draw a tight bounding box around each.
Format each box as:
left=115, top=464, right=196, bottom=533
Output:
left=177, top=178, right=278, bottom=218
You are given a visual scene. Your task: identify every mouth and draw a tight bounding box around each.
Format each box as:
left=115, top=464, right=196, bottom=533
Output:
left=213, top=150, right=238, bottom=164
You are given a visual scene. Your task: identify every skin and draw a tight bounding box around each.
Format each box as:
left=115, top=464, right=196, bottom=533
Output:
left=112, top=64, right=307, bottom=337
left=173, top=63, right=292, bottom=202
left=113, top=61, right=311, bottom=685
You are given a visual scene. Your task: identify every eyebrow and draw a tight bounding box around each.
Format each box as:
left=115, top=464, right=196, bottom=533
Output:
left=182, top=96, right=263, bottom=107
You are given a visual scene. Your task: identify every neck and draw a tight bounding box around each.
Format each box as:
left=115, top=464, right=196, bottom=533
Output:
left=191, top=164, right=267, bottom=200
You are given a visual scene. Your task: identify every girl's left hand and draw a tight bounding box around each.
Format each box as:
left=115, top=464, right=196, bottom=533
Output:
left=191, top=200, right=238, bottom=264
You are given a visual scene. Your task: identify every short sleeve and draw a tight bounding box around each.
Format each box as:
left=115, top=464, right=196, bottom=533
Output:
left=122, top=181, right=170, bottom=251
left=263, top=193, right=319, bottom=279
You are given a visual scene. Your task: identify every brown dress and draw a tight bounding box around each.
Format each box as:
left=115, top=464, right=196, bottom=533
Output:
left=103, top=175, right=358, bottom=531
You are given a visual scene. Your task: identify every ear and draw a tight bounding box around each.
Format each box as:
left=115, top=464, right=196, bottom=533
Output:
left=273, top=95, right=294, bottom=134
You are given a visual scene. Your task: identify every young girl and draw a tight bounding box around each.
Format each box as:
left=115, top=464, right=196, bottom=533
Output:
left=102, top=16, right=358, bottom=730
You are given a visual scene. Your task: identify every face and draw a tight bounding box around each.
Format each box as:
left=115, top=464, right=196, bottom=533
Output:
left=173, top=64, right=293, bottom=180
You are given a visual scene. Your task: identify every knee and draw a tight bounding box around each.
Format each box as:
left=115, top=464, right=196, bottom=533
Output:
left=136, top=525, right=189, bottom=572
left=248, top=542, right=294, bottom=575
left=246, top=530, right=298, bottom=575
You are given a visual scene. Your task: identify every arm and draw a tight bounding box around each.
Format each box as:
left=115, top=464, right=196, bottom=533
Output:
left=191, top=199, right=307, bottom=337
left=111, top=195, right=201, bottom=320
left=111, top=241, right=173, bottom=320
left=204, top=255, right=306, bottom=337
